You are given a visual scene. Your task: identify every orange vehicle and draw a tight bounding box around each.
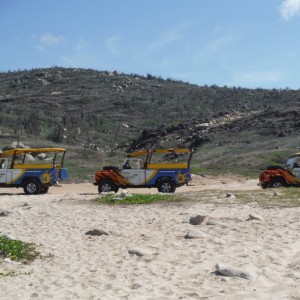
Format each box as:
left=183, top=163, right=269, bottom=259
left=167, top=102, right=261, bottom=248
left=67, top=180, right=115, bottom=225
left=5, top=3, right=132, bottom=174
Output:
left=94, top=148, right=193, bottom=193
left=259, top=152, right=300, bottom=188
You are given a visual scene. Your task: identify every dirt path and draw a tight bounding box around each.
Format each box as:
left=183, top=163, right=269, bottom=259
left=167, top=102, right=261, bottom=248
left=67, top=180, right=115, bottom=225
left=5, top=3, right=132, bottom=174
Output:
left=0, top=175, right=260, bottom=196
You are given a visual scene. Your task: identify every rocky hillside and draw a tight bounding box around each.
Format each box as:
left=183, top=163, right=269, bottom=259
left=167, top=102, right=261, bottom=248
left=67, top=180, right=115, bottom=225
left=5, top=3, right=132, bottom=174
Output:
left=1, top=67, right=300, bottom=176
left=128, top=108, right=300, bottom=151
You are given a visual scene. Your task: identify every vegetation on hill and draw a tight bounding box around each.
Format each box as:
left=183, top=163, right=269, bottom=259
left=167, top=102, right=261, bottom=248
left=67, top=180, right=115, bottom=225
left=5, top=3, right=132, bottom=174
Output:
left=0, top=67, right=299, bottom=179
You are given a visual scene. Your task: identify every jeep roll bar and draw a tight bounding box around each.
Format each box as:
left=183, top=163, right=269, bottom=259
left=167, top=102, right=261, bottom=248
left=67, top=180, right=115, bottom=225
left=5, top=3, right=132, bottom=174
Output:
left=0, top=148, right=67, bottom=168
left=126, top=148, right=193, bottom=168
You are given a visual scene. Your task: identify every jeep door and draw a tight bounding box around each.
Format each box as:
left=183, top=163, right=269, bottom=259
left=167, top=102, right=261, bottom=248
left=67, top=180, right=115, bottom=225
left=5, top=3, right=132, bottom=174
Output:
left=121, top=159, right=146, bottom=185
left=0, top=159, right=8, bottom=183
left=0, top=159, right=13, bottom=184
left=0, top=158, right=24, bottom=185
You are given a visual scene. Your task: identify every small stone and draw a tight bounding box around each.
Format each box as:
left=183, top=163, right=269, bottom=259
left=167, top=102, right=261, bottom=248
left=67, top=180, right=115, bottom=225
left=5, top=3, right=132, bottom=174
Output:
left=120, top=191, right=129, bottom=197
left=248, top=214, right=264, bottom=221
left=189, top=215, right=207, bottom=225
left=213, top=238, right=227, bottom=245
left=128, top=248, right=152, bottom=257
left=22, top=206, right=33, bottom=210
left=221, top=277, right=230, bottom=282
left=206, top=218, right=219, bottom=225
left=4, top=234, right=16, bottom=240
left=216, top=263, right=257, bottom=281
left=131, top=283, right=142, bottom=290
left=185, top=230, right=207, bottom=239
left=85, top=229, right=108, bottom=236
left=226, top=193, right=236, bottom=199
left=0, top=210, right=10, bottom=217
left=4, top=258, right=21, bottom=265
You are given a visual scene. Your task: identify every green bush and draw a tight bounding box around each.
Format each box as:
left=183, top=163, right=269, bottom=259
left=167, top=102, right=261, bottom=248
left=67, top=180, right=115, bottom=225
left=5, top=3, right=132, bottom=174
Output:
left=95, top=193, right=176, bottom=205
left=0, top=235, right=39, bottom=262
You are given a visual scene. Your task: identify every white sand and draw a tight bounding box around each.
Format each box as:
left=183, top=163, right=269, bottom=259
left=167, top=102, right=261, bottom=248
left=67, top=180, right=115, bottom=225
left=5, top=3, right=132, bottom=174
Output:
left=1, top=176, right=300, bottom=299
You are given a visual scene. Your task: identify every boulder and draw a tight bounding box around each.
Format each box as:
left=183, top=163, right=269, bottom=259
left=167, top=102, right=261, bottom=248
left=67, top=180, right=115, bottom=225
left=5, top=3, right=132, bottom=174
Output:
left=189, top=215, right=207, bottom=225
left=216, top=263, right=257, bottom=281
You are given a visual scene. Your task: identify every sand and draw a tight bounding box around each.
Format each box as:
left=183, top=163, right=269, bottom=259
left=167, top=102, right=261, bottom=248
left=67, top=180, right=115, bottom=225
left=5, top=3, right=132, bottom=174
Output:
left=1, top=175, right=300, bottom=299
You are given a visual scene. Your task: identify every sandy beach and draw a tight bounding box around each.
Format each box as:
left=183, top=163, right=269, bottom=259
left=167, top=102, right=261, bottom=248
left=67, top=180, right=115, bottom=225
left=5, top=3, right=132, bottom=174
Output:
left=1, top=175, right=300, bottom=299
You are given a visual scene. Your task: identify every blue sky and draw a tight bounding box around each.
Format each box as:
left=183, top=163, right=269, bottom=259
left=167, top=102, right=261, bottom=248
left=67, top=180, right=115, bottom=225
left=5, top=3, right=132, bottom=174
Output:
left=1, top=0, right=300, bottom=89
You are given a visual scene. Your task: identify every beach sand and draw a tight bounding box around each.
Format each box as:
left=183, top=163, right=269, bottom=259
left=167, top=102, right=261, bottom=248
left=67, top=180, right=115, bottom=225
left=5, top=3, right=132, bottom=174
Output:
left=1, top=175, right=300, bottom=299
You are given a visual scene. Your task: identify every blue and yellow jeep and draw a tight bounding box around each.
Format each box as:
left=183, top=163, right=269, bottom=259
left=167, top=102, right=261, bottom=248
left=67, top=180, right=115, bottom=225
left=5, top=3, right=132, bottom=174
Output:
left=0, top=148, right=68, bottom=194
left=94, top=148, right=193, bottom=193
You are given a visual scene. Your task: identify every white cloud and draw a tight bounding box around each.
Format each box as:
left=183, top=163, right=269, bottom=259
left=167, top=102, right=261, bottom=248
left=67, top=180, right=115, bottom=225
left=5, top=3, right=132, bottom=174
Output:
left=75, top=39, right=89, bottom=51
left=60, top=39, right=93, bottom=67
left=33, top=33, right=66, bottom=50
left=105, top=35, right=122, bottom=55
left=150, top=30, right=182, bottom=51
left=149, top=21, right=195, bottom=51
left=195, top=36, right=236, bottom=61
left=278, top=0, right=300, bottom=20
left=232, top=70, right=280, bottom=87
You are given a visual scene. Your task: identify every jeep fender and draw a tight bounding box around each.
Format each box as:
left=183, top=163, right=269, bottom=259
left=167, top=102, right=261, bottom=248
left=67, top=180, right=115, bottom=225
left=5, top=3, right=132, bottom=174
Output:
left=21, top=177, right=41, bottom=187
left=155, top=176, right=175, bottom=186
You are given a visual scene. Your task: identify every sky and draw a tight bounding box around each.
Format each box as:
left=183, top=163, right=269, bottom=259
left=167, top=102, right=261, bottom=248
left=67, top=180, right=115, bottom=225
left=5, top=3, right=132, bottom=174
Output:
left=1, top=0, right=300, bottom=89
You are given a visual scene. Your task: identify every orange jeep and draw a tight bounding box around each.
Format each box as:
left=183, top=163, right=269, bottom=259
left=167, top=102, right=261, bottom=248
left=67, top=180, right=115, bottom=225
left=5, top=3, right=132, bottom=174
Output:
left=259, top=152, right=300, bottom=188
left=94, top=148, right=193, bottom=193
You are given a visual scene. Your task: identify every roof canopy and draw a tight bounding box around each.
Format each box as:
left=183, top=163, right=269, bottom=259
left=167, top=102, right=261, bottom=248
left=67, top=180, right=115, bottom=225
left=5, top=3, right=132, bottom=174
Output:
left=127, top=148, right=192, bottom=157
left=289, top=152, right=300, bottom=158
left=0, top=148, right=66, bottom=157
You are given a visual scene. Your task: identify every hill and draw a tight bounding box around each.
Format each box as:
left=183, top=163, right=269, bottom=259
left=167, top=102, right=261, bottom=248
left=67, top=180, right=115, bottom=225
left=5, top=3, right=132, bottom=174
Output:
left=0, top=67, right=300, bottom=178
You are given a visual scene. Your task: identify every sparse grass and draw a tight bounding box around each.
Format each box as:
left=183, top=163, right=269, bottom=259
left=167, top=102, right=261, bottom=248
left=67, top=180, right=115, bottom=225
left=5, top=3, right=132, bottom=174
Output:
left=240, top=189, right=300, bottom=208
left=94, top=193, right=177, bottom=205
left=64, top=161, right=97, bottom=181
left=0, top=235, right=39, bottom=263
left=190, top=188, right=300, bottom=208
left=93, top=186, right=300, bottom=208
left=191, top=166, right=224, bottom=176
left=0, top=271, right=18, bottom=278
left=0, top=270, right=31, bottom=278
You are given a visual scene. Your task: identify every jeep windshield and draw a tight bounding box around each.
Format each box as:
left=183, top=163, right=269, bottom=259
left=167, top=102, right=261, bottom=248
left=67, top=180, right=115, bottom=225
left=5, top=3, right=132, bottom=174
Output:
left=285, top=154, right=300, bottom=169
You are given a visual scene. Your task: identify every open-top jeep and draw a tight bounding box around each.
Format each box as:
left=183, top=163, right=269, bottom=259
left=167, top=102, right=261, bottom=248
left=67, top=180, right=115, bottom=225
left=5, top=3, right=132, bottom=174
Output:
left=0, top=148, right=68, bottom=194
left=259, top=152, right=300, bottom=188
left=94, top=148, right=193, bottom=193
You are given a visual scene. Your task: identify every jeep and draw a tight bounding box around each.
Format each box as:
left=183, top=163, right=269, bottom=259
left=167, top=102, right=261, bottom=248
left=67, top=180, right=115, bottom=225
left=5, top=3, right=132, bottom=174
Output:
left=259, top=152, right=300, bottom=188
left=0, top=148, right=69, bottom=194
left=94, top=148, right=193, bottom=193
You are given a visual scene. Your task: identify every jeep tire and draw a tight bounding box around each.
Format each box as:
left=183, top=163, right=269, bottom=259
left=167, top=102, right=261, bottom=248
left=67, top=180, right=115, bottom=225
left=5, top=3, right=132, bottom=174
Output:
left=158, top=179, right=176, bottom=193
left=98, top=180, right=118, bottom=193
left=40, top=187, right=49, bottom=194
left=268, top=177, right=287, bottom=188
left=24, top=180, right=42, bottom=195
